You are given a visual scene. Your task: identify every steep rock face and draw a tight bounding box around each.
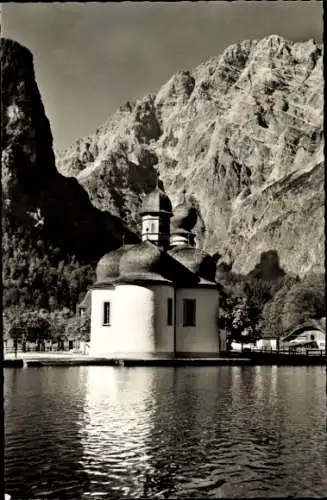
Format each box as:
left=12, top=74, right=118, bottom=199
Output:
left=56, top=35, right=324, bottom=277
left=1, top=38, right=139, bottom=263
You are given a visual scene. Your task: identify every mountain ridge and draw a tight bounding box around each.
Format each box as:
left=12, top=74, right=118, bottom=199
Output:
left=56, top=34, right=324, bottom=277
left=1, top=37, right=139, bottom=263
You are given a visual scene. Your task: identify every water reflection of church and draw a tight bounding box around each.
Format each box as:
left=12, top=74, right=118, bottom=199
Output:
left=88, top=181, right=226, bottom=357
left=81, top=366, right=230, bottom=498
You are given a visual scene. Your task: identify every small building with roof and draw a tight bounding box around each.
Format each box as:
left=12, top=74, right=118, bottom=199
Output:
left=281, top=317, right=325, bottom=351
left=77, top=290, right=91, bottom=318
left=89, top=182, right=225, bottom=358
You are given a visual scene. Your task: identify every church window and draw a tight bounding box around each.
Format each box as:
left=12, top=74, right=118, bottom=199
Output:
left=167, top=298, right=173, bottom=325
left=103, top=302, right=111, bottom=326
left=183, top=299, right=196, bottom=327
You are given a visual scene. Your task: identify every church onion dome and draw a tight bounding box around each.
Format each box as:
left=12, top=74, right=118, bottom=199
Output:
left=115, top=241, right=199, bottom=285
left=171, top=200, right=198, bottom=234
left=116, top=241, right=172, bottom=282
left=168, top=246, right=217, bottom=283
left=95, top=245, right=133, bottom=283
left=139, top=187, right=173, bottom=216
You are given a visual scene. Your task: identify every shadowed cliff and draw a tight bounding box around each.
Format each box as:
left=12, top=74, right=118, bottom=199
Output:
left=1, top=38, right=139, bottom=263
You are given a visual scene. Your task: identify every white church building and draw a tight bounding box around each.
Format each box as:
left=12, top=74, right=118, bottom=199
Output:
left=89, top=182, right=225, bottom=358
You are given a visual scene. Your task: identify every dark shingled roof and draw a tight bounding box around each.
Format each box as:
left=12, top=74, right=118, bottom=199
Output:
left=168, top=245, right=216, bottom=283
left=139, top=187, right=173, bottom=216
left=118, top=240, right=199, bottom=285
left=95, top=245, right=134, bottom=283
left=119, top=241, right=164, bottom=275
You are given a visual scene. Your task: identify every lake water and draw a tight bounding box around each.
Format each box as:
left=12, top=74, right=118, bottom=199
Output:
left=4, top=366, right=327, bottom=499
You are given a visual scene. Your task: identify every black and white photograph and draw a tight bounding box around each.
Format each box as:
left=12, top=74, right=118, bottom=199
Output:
left=1, top=1, right=325, bottom=498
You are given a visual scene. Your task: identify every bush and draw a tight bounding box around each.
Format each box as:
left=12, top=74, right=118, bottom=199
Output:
left=65, top=314, right=90, bottom=342
left=281, top=273, right=325, bottom=333
left=219, top=255, right=302, bottom=341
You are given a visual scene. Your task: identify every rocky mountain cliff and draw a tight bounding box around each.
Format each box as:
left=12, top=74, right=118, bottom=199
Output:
left=1, top=38, right=139, bottom=264
left=56, top=35, right=324, bottom=277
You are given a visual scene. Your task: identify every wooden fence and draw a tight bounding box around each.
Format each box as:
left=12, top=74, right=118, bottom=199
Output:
left=241, top=347, right=325, bottom=357
left=3, top=340, right=80, bottom=354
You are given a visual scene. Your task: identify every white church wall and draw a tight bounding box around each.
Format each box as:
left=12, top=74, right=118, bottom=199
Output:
left=111, top=284, right=156, bottom=355
left=90, top=288, right=115, bottom=356
left=151, top=284, right=175, bottom=353
left=90, top=283, right=175, bottom=357
left=175, top=287, right=220, bottom=354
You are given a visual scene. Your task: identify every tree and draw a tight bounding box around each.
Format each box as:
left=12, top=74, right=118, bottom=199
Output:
left=9, top=313, right=52, bottom=342
left=47, top=310, right=71, bottom=340
left=220, top=290, right=261, bottom=343
left=258, top=274, right=319, bottom=338
left=259, top=287, right=287, bottom=338
left=65, top=314, right=90, bottom=342
left=245, top=277, right=273, bottom=306
left=48, top=295, right=58, bottom=312
left=281, top=273, right=325, bottom=333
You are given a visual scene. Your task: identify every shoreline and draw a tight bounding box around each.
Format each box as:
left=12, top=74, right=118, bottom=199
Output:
left=2, top=351, right=326, bottom=367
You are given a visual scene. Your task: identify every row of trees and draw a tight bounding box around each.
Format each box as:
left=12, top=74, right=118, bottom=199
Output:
left=219, top=266, right=325, bottom=342
left=259, top=272, right=325, bottom=336
left=3, top=307, right=91, bottom=343
left=3, top=217, right=95, bottom=313
left=3, top=213, right=94, bottom=343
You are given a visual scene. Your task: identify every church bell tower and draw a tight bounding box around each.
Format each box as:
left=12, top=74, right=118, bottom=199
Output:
left=139, top=175, right=173, bottom=250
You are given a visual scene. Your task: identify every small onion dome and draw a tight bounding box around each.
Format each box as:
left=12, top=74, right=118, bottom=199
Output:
left=95, top=245, right=133, bottom=283
left=117, top=241, right=171, bottom=282
left=171, top=201, right=198, bottom=233
left=168, top=245, right=216, bottom=283
left=139, top=187, right=173, bottom=216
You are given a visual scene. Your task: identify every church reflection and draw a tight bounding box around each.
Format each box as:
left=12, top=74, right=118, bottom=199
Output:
left=80, top=367, right=157, bottom=498
left=5, top=365, right=326, bottom=499
left=81, top=366, right=235, bottom=497
left=79, top=366, right=327, bottom=498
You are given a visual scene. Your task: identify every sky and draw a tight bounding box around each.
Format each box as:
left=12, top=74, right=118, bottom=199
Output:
left=2, top=1, right=323, bottom=151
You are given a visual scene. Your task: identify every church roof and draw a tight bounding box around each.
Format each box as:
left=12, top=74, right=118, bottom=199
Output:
left=117, top=240, right=198, bottom=285
left=139, top=187, right=173, bottom=216
left=118, top=241, right=168, bottom=280
left=94, top=241, right=199, bottom=287
left=95, top=245, right=133, bottom=283
left=168, top=245, right=217, bottom=283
